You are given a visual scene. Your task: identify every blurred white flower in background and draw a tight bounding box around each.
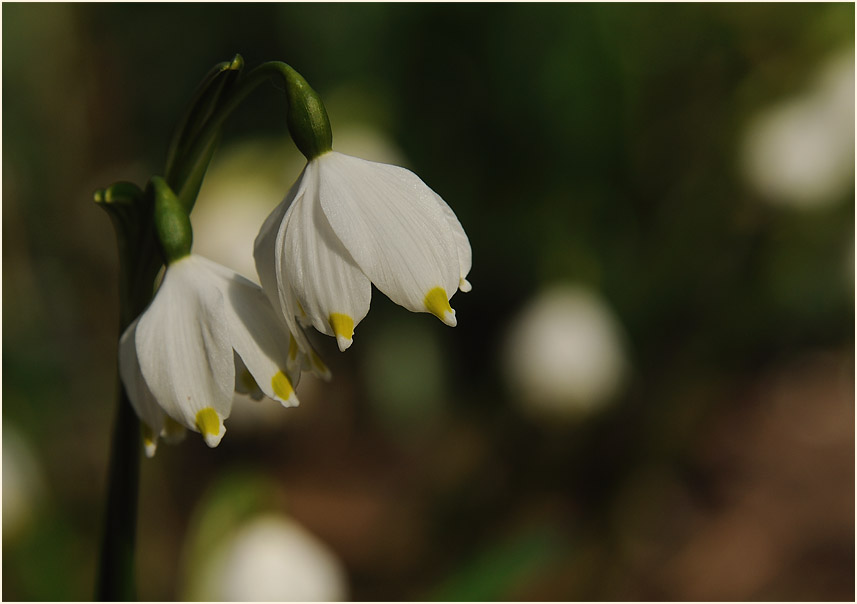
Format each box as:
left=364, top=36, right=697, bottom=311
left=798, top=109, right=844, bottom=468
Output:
left=192, top=140, right=303, bottom=280
left=184, top=514, right=348, bottom=602
left=504, top=284, right=629, bottom=420
left=3, top=426, right=46, bottom=542
left=742, top=48, right=855, bottom=208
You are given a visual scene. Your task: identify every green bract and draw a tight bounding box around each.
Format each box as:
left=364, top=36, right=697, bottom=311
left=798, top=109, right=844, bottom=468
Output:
left=279, top=63, right=333, bottom=160
left=151, top=177, right=192, bottom=264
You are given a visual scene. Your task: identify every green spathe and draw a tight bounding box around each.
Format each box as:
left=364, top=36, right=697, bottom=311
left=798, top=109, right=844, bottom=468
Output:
left=151, top=177, right=192, bottom=264
left=279, top=62, right=333, bottom=160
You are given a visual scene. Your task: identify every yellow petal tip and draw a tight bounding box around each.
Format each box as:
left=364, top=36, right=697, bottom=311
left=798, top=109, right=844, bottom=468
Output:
left=329, top=313, right=355, bottom=352
left=195, top=407, right=224, bottom=448
left=425, top=287, right=457, bottom=326
left=272, top=370, right=298, bottom=407
left=141, top=425, right=157, bottom=458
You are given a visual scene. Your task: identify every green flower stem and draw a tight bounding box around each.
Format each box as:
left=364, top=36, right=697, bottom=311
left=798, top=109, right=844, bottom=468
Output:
left=95, top=58, right=331, bottom=601
left=96, top=182, right=163, bottom=601
left=164, top=56, right=244, bottom=181
left=96, top=380, right=141, bottom=601
left=169, top=60, right=332, bottom=212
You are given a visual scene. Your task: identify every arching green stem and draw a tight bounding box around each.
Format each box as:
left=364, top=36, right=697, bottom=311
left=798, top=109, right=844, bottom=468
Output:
left=167, top=60, right=332, bottom=212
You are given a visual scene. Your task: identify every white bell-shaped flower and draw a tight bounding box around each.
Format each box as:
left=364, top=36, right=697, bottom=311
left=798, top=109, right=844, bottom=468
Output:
left=254, top=151, right=472, bottom=352
left=119, top=254, right=312, bottom=456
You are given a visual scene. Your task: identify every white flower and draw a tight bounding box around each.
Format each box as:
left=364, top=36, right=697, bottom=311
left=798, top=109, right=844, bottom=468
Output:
left=119, top=254, right=319, bottom=456
left=504, top=284, right=629, bottom=419
left=742, top=48, right=855, bottom=208
left=183, top=514, right=348, bottom=602
left=254, top=151, right=472, bottom=352
left=3, top=426, right=45, bottom=542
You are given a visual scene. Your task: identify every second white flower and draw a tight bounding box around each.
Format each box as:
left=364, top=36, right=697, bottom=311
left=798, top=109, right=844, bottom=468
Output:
left=254, top=151, right=472, bottom=351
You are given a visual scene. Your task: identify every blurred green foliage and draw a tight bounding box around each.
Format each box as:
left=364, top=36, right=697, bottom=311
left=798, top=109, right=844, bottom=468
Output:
left=3, top=3, right=854, bottom=601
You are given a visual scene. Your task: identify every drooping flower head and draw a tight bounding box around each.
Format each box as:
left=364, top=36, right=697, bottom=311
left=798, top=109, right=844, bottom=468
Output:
left=119, top=178, right=321, bottom=456
left=253, top=76, right=471, bottom=352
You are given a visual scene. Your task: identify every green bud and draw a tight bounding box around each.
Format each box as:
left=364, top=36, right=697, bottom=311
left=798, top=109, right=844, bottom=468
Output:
left=280, top=64, right=333, bottom=160
left=150, top=176, right=192, bottom=263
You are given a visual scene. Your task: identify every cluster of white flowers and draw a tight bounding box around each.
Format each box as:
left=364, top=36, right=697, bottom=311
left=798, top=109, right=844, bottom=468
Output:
left=119, top=150, right=471, bottom=456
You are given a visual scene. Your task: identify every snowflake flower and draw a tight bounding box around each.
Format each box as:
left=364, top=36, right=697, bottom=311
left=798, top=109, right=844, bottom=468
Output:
left=254, top=151, right=471, bottom=352
left=119, top=254, right=321, bottom=455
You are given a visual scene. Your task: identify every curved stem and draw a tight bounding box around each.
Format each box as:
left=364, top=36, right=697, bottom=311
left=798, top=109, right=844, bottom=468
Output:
left=185, top=61, right=303, bottom=161
left=164, top=59, right=239, bottom=180
left=167, top=63, right=283, bottom=210
left=169, top=61, right=329, bottom=212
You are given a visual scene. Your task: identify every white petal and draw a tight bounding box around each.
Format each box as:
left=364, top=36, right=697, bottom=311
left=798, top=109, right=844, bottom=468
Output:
left=135, top=256, right=234, bottom=447
left=275, top=269, right=332, bottom=380
left=282, top=163, right=371, bottom=351
left=119, top=318, right=165, bottom=457
left=283, top=291, right=333, bottom=380
left=315, top=152, right=460, bottom=322
left=255, top=172, right=333, bottom=378
left=432, top=191, right=472, bottom=292
left=254, top=184, right=302, bottom=368
left=199, top=256, right=301, bottom=408
left=254, top=166, right=304, bottom=305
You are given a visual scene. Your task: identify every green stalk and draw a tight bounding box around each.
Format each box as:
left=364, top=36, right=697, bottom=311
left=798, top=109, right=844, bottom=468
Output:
left=94, top=57, right=331, bottom=601
left=96, top=382, right=142, bottom=601
left=96, top=258, right=161, bottom=600
left=169, top=60, right=332, bottom=213
left=95, top=182, right=161, bottom=601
